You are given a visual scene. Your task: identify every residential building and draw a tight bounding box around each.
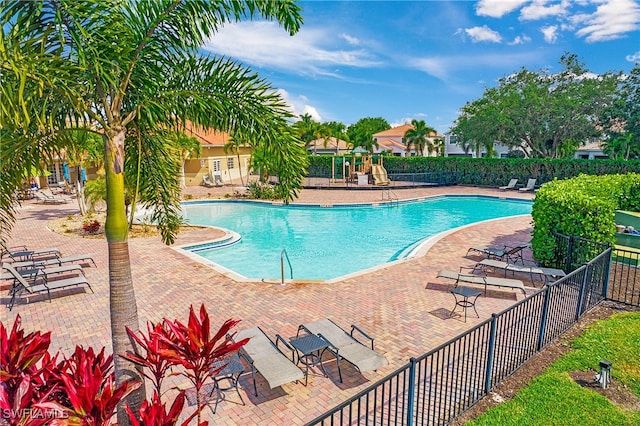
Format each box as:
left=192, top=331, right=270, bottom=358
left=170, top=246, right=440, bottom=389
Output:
left=443, top=133, right=512, bottom=158
left=372, top=124, right=443, bottom=157
left=306, top=137, right=351, bottom=155
left=574, top=141, right=608, bottom=159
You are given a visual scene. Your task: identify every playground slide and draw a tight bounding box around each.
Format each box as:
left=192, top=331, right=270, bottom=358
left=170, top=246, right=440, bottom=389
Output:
left=372, top=164, right=390, bottom=186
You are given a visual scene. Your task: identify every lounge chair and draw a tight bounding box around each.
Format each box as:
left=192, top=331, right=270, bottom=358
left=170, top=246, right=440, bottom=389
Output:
left=298, top=319, right=388, bottom=383
left=499, top=179, right=518, bottom=190
left=202, top=174, right=219, bottom=187
left=3, top=263, right=92, bottom=310
left=1, top=263, right=84, bottom=282
left=474, top=259, right=566, bottom=285
left=436, top=269, right=526, bottom=296
left=213, top=172, right=224, bottom=186
left=518, top=178, right=536, bottom=192
left=11, top=253, right=96, bottom=269
left=235, top=326, right=304, bottom=396
left=466, top=244, right=527, bottom=264
left=1, top=246, right=61, bottom=262
left=33, top=191, right=69, bottom=204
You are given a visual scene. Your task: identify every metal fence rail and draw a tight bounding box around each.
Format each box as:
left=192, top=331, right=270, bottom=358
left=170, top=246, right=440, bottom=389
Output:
left=608, top=247, right=640, bottom=306
left=306, top=247, right=613, bottom=426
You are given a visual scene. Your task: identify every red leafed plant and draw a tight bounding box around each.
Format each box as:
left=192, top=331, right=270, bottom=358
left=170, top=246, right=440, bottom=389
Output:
left=129, top=304, right=249, bottom=424
left=82, top=219, right=100, bottom=234
left=50, top=346, right=140, bottom=425
left=126, top=390, right=205, bottom=426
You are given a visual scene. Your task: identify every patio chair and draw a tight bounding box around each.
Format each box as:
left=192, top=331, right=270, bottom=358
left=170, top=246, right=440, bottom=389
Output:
left=518, top=178, right=536, bottom=192
left=473, top=259, right=566, bottom=285
left=1, top=263, right=85, bottom=282
left=299, top=319, right=388, bottom=383
left=202, top=174, right=219, bottom=187
left=466, top=244, right=527, bottom=264
left=499, top=179, right=518, bottom=190
left=234, top=326, right=304, bottom=396
left=3, top=263, right=92, bottom=310
left=10, top=253, right=96, bottom=269
left=1, top=246, right=61, bottom=262
left=34, top=191, right=69, bottom=204
left=436, top=269, right=526, bottom=296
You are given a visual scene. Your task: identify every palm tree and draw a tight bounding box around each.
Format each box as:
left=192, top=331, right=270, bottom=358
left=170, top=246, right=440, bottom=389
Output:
left=404, top=119, right=436, bottom=156
left=0, top=1, right=304, bottom=421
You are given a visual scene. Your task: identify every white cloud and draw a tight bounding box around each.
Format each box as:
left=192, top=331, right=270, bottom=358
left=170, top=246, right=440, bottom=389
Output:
left=508, top=35, right=532, bottom=45
left=627, top=51, right=640, bottom=62
left=476, top=0, right=529, bottom=17
left=201, top=21, right=381, bottom=77
left=541, top=25, right=559, bottom=43
left=339, top=33, right=361, bottom=46
left=575, top=0, right=640, bottom=42
left=277, top=89, right=323, bottom=122
left=464, top=25, right=503, bottom=42
left=520, top=0, right=570, bottom=21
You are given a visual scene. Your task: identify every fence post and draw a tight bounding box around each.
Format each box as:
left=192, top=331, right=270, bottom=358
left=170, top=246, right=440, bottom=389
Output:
left=484, top=314, right=498, bottom=394
left=406, top=357, right=416, bottom=426
left=576, top=263, right=590, bottom=320
left=602, top=248, right=612, bottom=300
left=565, top=235, right=574, bottom=273
left=537, top=286, right=552, bottom=351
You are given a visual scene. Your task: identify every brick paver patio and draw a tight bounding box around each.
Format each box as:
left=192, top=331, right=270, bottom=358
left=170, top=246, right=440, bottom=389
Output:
left=2, top=185, right=536, bottom=425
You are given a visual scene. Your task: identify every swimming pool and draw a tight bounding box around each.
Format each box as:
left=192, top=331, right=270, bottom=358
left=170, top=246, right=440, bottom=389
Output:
left=179, top=196, right=531, bottom=282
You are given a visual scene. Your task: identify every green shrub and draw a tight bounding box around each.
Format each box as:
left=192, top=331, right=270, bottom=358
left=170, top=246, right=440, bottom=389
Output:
left=532, top=173, right=640, bottom=265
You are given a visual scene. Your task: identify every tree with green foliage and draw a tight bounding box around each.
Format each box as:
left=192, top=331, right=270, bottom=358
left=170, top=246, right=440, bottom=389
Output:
left=603, top=64, right=640, bottom=159
left=452, top=53, right=620, bottom=158
left=403, top=119, right=436, bottom=156
left=0, top=1, right=304, bottom=421
left=347, top=117, right=389, bottom=153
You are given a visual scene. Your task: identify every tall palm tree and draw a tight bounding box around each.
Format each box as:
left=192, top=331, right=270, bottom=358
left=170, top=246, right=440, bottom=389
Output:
left=0, top=1, right=304, bottom=421
left=404, top=119, right=436, bottom=156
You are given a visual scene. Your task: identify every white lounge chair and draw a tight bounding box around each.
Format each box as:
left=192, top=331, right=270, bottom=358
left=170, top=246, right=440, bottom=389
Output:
left=474, top=259, right=566, bottom=285
left=3, top=263, right=92, bottom=310
left=499, top=179, right=518, bottom=190
left=299, top=319, right=388, bottom=383
left=436, top=269, right=526, bottom=296
left=518, top=179, right=536, bottom=192
left=235, top=326, right=304, bottom=396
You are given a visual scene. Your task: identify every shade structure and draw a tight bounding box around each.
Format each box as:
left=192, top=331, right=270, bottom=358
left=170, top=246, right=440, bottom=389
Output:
left=80, top=166, right=87, bottom=183
left=63, top=162, right=70, bottom=181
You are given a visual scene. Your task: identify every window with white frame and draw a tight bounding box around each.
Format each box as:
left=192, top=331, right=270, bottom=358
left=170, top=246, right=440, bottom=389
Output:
left=213, top=160, right=221, bottom=172
left=227, top=158, right=234, bottom=169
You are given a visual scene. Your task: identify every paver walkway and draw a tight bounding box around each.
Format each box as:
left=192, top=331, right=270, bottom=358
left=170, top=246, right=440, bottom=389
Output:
left=2, top=185, right=535, bottom=425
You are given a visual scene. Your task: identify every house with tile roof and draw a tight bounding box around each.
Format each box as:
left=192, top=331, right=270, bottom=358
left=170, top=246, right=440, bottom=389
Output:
left=182, top=124, right=251, bottom=186
left=307, top=137, right=351, bottom=155
left=372, top=124, right=443, bottom=157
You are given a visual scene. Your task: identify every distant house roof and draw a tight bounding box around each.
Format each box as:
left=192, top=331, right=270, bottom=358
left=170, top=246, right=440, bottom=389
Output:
left=377, top=138, right=405, bottom=150
left=184, top=123, right=230, bottom=147
left=307, top=137, right=350, bottom=152
left=578, top=141, right=604, bottom=152
left=373, top=123, right=441, bottom=139
left=373, top=124, right=414, bottom=138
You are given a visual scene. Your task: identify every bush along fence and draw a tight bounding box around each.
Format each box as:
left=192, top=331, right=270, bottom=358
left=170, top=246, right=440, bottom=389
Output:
left=306, top=156, right=640, bottom=187
left=305, top=244, right=615, bottom=426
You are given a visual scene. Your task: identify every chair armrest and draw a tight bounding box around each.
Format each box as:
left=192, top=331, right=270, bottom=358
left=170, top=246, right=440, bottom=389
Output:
left=317, top=333, right=340, bottom=355
left=238, top=347, right=254, bottom=366
left=275, top=334, right=297, bottom=362
left=350, top=324, right=375, bottom=350
left=296, top=324, right=313, bottom=338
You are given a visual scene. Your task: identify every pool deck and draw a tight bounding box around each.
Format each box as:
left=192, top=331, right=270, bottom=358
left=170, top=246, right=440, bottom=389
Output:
left=2, top=185, right=536, bottom=425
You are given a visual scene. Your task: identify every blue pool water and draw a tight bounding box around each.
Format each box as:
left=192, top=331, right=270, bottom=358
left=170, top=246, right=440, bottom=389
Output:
left=180, top=196, right=531, bottom=281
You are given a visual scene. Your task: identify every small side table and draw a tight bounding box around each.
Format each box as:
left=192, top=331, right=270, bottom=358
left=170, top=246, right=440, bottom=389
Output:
left=210, top=353, right=246, bottom=413
left=289, top=334, right=329, bottom=385
left=450, top=286, right=481, bottom=322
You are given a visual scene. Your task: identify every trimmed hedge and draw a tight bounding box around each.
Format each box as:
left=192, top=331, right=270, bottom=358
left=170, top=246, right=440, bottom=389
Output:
left=531, top=173, right=640, bottom=265
left=306, top=156, right=640, bottom=187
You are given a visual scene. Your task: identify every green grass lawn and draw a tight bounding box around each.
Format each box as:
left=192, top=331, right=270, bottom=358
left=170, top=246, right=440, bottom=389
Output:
left=468, top=312, right=640, bottom=426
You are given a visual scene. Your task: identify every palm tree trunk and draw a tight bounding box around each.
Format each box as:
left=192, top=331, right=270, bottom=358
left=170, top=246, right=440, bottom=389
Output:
left=104, top=130, right=146, bottom=424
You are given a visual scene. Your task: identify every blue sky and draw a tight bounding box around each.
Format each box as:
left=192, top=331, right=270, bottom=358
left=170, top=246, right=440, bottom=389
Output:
left=201, top=0, right=640, bottom=133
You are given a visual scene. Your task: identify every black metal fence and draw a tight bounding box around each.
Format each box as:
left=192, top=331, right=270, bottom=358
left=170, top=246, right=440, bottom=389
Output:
left=550, top=233, right=610, bottom=272
left=608, top=246, right=640, bottom=306
left=305, top=247, right=613, bottom=426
